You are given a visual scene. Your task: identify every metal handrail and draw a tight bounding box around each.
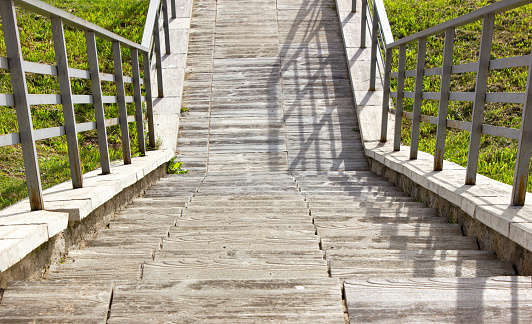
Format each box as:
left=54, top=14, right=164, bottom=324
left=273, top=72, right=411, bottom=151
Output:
left=357, top=0, right=394, bottom=91
left=0, top=0, right=175, bottom=210
left=377, top=0, right=532, bottom=205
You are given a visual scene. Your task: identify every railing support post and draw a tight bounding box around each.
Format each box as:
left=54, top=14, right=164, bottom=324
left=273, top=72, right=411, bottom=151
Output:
left=465, top=13, right=494, bottom=185
left=112, top=41, right=132, bottom=164
left=434, top=27, right=455, bottom=171
left=171, top=0, right=176, bottom=19
left=360, top=0, right=367, bottom=48
left=143, top=52, right=156, bottom=148
left=380, top=47, right=393, bottom=142
left=512, top=49, right=532, bottom=206
left=352, top=0, right=357, bottom=12
left=409, top=37, right=427, bottom=160
left=162, top=0, right=171, bottom=55
left=0, top=0, right=43, bottom=210
left=86, top=31, right=111, bottom=174
left=131, top=49, right=147, bottom=155
left=369, top=0, right=379, bottom=91
left=393, top=44, right=407, bottom=151
left=51, top=17, right=83, bottom=188
left=154, top=11, right=164, bottom=98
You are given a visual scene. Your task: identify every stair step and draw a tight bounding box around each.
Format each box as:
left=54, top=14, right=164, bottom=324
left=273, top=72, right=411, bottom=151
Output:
left=321, top=235, right=479, bottom=250
left=108, top=279, right=345, bottom=323
left=317, top=223, right=462, bottom=236
left=141, top=259, right=328, bottom=280
left=344, top=277, right=532, bottom=323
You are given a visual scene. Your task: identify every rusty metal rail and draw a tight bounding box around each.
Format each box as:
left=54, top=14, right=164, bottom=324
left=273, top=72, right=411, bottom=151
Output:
left=370, top=0, right=532, bottom=205
left=0, top=0, right=173, bottom=210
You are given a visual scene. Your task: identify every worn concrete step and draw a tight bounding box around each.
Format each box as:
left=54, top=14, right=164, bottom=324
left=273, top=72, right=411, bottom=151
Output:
left=344, top=277, right=532, bottom=323
left=321, top=235, right=479, bottom=251
left=108, top=279, right=345, bottom=323
left=141, top=259, right=328, bottom=280
left=300, top=182, right=396, bottom=190
left=182, top=207, right=309, bottom=215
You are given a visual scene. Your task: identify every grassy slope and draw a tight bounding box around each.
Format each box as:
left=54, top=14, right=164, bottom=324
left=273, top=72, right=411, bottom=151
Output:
left=383, top=0, right=532, bottom=190
left=0, top=0, right=149, bottom=209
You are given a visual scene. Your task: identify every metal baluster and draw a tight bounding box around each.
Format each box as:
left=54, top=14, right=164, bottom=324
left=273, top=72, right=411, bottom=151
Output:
left=154, top=11, right=164, bottom=98
left=352, top=0, right=357, bottom=12
left=171, top=0, right=176, bottom=19
left=465, top=13, right=494, bottom=185
left=511, top=49, right=532, bottom=206
left=143, top=52, right=156, bottom=148
left=410, top=37, right=427, bottom=160
left=51, top=17, right=83, bottom=188
left=393, top=44, right=407, bottom=151
left=112, top=41, right=132, bottom=164
left=162, top=0, right=171, bottom=55
left=360, top=0, right=367, bottom=48
left=369, top=0, right=379, bottom=91
left=86, top=31, right=111, bottom=174
left=434, top=27, right=455, bottom=171
left=380, top=47, right=393, bottom=142
left=131, top=49, right=146, bottom=155
left=0, top=0, right=43, bottom=210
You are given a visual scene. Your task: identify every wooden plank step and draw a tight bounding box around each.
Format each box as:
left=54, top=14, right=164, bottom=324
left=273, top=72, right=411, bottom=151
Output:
left=0, top=281, right=112, bottom=323
left=154, top=249, right=325, bottom=261
left=170, top=224, right=315, bottom=233
left=321, top=236, right=479, bottom=251
left=162, top=240, right=320, bottom=252
left=344, top=277, right=532, bottom=323
left=317, top=223, right=463, bottom=237
left=331, top=259, right=515, bottom=278
left=325, top=249, right=500, bottom=261
left=108, top=279, right=345, bottom=323
left=141, top=259, right=328, bottom=280
left=313, top=216, right=448, bottom=225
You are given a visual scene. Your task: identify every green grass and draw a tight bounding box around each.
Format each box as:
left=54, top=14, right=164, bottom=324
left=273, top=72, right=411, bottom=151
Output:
left=0, top=0, right=150, bottom=209
left=383, top=0, right=532, bottom=191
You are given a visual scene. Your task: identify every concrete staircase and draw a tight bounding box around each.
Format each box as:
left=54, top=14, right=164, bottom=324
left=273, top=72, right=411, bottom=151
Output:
left=1, top=0, right=531, bottom=322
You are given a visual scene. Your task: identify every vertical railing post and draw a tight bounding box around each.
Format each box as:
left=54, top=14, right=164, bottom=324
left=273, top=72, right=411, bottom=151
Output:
left=0, top=0, right=43, bottom=210
left=86, top=31, right=111, bottom=174
left=360, top=0, right=367, bottom=48
left=171, top=0, right=177, bottom=19
left=434, top=27, right=455, bottom=171
left=465, top=13, right=494, bottom=185
left=112, top=41, right=132, bottom=164
left=143, top=52, right=156, bottom=148
left=511, top=49, right=532, bottom=206
left=51, top=17, right=83, bottom=188
left=393, top=44, right=407, bottom=151
left=352, top=0, right=357, bottom=12
left=380, top=47, right=393, bottom=142
left=162, top=0, right=171, bottom=55
left=369, top=0, right=379, bottom=91
left=131, top=48, right=147, bottom=155
left=410, top=37, right=427, bottom=160
left=154, top=11, right=164, bottom=98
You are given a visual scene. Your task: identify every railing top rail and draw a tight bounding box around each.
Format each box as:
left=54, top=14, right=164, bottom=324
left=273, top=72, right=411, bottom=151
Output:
left=387, top=0, right=532, bottom=49
left=141, top=0, right=161, bottom=48
left=15, top=0, right=149, bottom=52
left=374, top=0, right=394, bottom=45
